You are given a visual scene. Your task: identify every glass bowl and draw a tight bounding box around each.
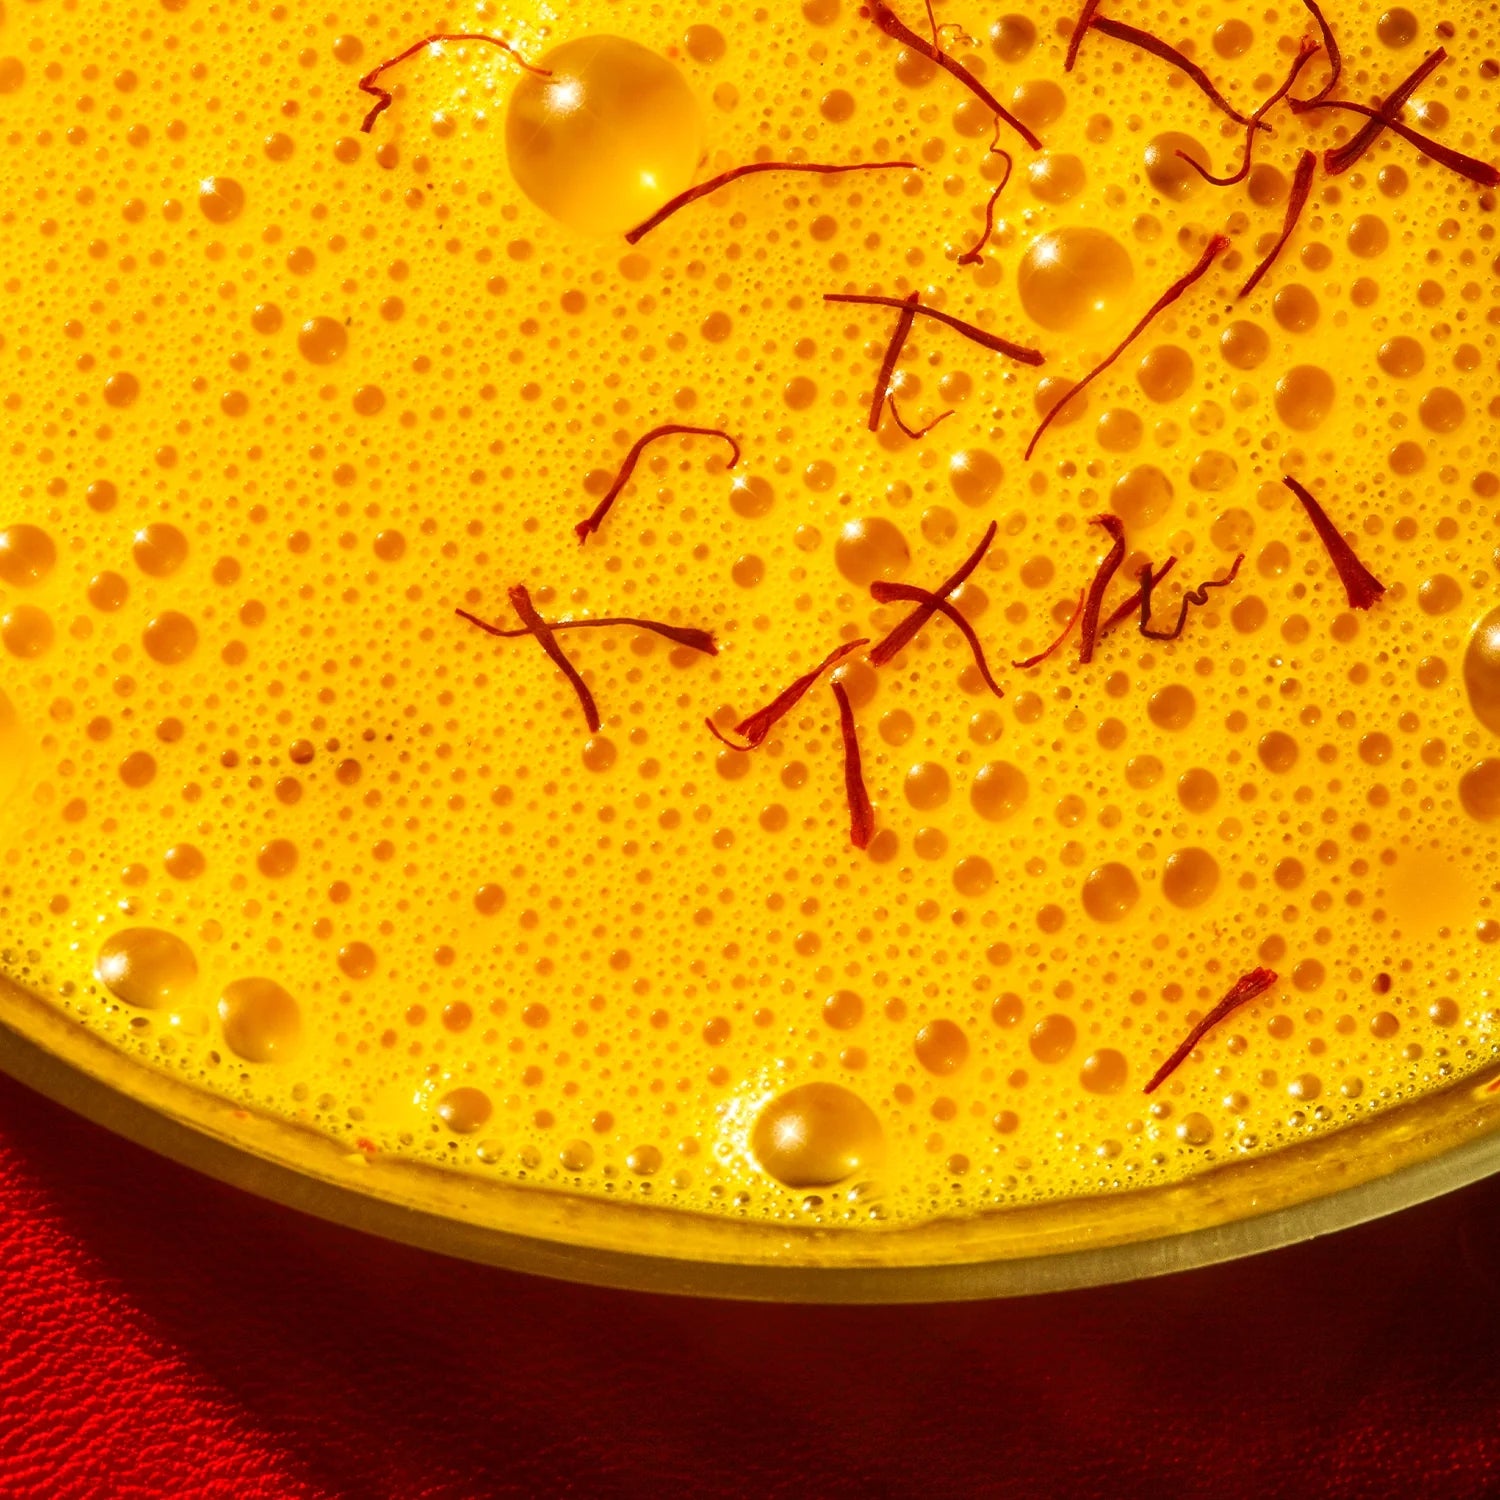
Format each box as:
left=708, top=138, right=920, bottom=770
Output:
left=4, top=970, right=1499, bottom=1302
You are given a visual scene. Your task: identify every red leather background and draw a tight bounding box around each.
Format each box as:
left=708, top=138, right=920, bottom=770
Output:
left=2, top=1070, right=1498, bottom=1499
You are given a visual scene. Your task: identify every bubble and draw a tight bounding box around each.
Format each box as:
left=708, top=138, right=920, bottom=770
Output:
left=1147, top=683, right=1195, bottom=730
left=218, top=977, right=301, bottom=1062
left=1136, top=345, right=1192, bottom=402
left=751, top=1082, right=883, bottom=1187
left=1420, top=388, right=1465, bottom=434
left=1162, top=848, right=1220, bottom=908
left=0, top=525, right=56, bottom=587
left=337, top=941, right=376, bottom=979
left=904, top=761, right=950, bottom=809
left=1274, top=366, right=1336, bottom=430
left=823, top=989, right=863, bottom=1029
left=1377, top=6, right=1418, bottom=44
left=627, top=1144, right=662, bottom=1176
left=1377, top=336, right=1424, bottom=377
left=1143, top=132, right=1210, bottom=199
left=142, top=611, right=198, bottom=665
left=953, top=855, right=995, bottom=898
left=1176, top=1113, right=1214, bottom=1146
left=1027, top=153, right=1086, bottom=204
left=1029, top=1013, right=1077, bottom=1063
left=1213, top=19, right=1254, bottom=55
left=1081, top=862, right=1139, bottom=922
left=1460, top=760, right=1500, bottom=822
left=684, top=24, right=726, bottom=63
left=438, top=1087, right=493, bottom=1135
left=297, top=316, right=347, bottom=365
left=256, top=839, right=298, bottom=877
left=1258, top=731, right=1299, bottom=773
left=1348, top=215, right=1389, bottom=257
left=103, top=372, right=140, bottom=408
left=1080, top=1049, right=1128, bottom=1094
left=1009, top=79, right=1065, bottom=130
left=507, top=36, right=703, bottom=237
left=971, top=760, right=1028, bottom=819
left=132, top=523, right=188, bottom=577
left=1177, top=768, right=1219, bottom=812
left=1017, top=228, right=1134, bottom=333
left=2, top=605, right=52, bottom=658
left=1111, top=465, right=1174, bottom=528
left=834, top=517, right=910, bottom=587
left=948, top=449, right=1004, bottom=507
left=197, top=176, right=245, bottom=223
left=95, top=928, right=198, bottom=1009
left=990, top=14, right=1036, bottom=60
left=1463, top=607, right=1500, bottom=735
left=1220, top=321, right=1269, bottom=369
left=0, top=58, right=24, bottom=93
left=1273, top=284, right=1319, bottom=333
left=914, top=1019, right=969, bottom=1074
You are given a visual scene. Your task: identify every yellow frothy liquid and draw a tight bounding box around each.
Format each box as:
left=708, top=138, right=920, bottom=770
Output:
left=0, top=0, right=1497, bottom=1230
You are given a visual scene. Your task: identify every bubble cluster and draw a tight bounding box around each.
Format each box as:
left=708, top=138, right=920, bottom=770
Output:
left=0, top=0, right=1496, bottom=1235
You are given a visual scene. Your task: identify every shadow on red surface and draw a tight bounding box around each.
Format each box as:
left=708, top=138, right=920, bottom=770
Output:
left=1, top=1071, right=1497, bottom=1498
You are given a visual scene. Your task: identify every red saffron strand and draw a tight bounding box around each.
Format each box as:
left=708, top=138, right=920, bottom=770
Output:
left=1144, top=968, right=1279, bottom=1094
left=623, top=159, right=918, bottom=244
left=1026, top=234, right=1228, bottom=461
left=1290, top=0, right=1342, bottom=107
left=1178, top=38, right=1320, bottom=188
left=1313, top=46, right=1444, bottom=173
left=1098, top=556, right=1178, bottom=637
left=870, top=521, right=998, bottom=667
left=824, top=293, right=1045, bottom=365
left=831, top=680, right=876, bottom=851
left=1063, top=0, right=1103, bottom=72
left=1077, top=514, right=1127, bottom=665
left=1282, top=476, right=1387, bottom=610
left=504, top=584, right=600, bottom=733
left=707, top=639, right=870, bottom=752
left=868, top=293, right=920, bottom=432
left=956, top=143, right=1013, bottom=267
left=1306, top=99, right=1500, bottom=186
left=871, top=581, right=1005, bottom=697
left=887, top=396, right=956, bottom=440
left=357, top=33, right=549, bottom=134
left=1239, top=149, right=1317, bottom=299
left=1137, top=554, right=1245, bottom=641
left=1089, top=17, right=1257, bottom=125
left=1013, top=590, right=1085, bottom=670
left=576, top=425, right=741, bottom=544
left=455, top=609, right=717, bottom=655
left=864, top=2, right=1043, bottom=150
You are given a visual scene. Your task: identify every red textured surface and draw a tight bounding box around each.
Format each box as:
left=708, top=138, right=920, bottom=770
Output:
left=1, top=1070, right=1498, bottom=1500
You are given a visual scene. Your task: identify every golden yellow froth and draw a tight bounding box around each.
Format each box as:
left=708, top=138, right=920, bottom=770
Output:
left=1, top=0, right=1498, bottom=1229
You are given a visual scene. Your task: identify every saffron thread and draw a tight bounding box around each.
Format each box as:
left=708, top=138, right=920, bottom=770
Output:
left=1026, top=234, right=1229, bottom=460
left=1137, top=554, right=1245, bottom=640
left=832, top=679, right=876, bottom=850
left=707, top=639, right=870, bottom=751
left=871, top=581, right=1005, bottom=696
left=864, top=1, right=1043, bottom=150
left=1289, top=0, right=1342, bottom=107
left=957, top=126, right=1013, bottom=267
left=868, top=293, right=920, bottom=432
left=1304, top=98, right=1500, bottom=186
left=1013, top=589, right=1085, bottom=670
left=1077, top=514, right=1127, bottom=665
left=1283, top=475, right=1387, bottom=610
left=870, top=521, right=998, bottom=667
left=576, top=425, right=740, bottom=544
left=456, top=609, right=718, bottom=655
left=503, top=584, right=600, bottom=733
left=1089, top=17, right=1257, bottom=125
left=1313, top=46, right=1444, bottom=173
left=1099, top=556, right=1178, bottom=637
left=623, top=160, right=919, bottom=244
left=1063, top=0, right=1103, bottom=72
left=1239, top=149, right=1317, bottom=298
left=358, top=33, right=549, bottom=134
left=824, top=293, right=1045, bottom=365
left=1144, top=968, right=1280, bottom=1093
left=887, top=396, right=956, bottom=440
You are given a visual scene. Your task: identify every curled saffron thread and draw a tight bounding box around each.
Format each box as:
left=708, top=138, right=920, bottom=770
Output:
left=1178, top=38, right=1321, bottom=188
left=707, top=639, right=870, bottom=751
left=1089, top=17, right=1257, bottom=125
left=1282, top=476, right=1387, bottom=610
left=1099, top=556, right=1178, bottom=637
left=868, top=293, right=920, bottom=432
left=1239, top=149, right=1317, bottom=299
left=357, top=33, right=549, bottom=134
left=1013, top=589, right=1085, bottom=670
left=1289, top=0, right=1342, bottom=107
left=576, top=425, right=741, bottom=544
left=864, top=2, right=1043, bottom=150
left=1026, top=234, right=1229, bottom=460
left=1078, top=514, right=1127, bottom=665
left=503, top=584, right=600, bottom=733
left=831, top=680, right=876, bottom=850
left=824, top=293, right=1046, bottom=365
left=1144, top=968, right=1279, bottom=1094
left=1303, top=99, right=1500, bottom=186
left=1063, top=0, right=1103, bottom=72
left=623, top=160, right=919, bottom=244
left=923, top=0, right=977, bottom=48
left=1137, top=554, right=1245, bottom=641
left=1312, top=46, right=1444, bottom=173
left=871, top=582, right=1004, bottom=697
left=455, top=609, right=717, bottom=655
left=957, top=127, right=1013, bottom=267
left=870, top=521, right=998, bottom=667
left=887, top=396, right=956, bottom=440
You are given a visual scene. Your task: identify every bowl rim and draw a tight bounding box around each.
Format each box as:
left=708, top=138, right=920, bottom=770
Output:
left=3, top=974, right=1499, bottom=1303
